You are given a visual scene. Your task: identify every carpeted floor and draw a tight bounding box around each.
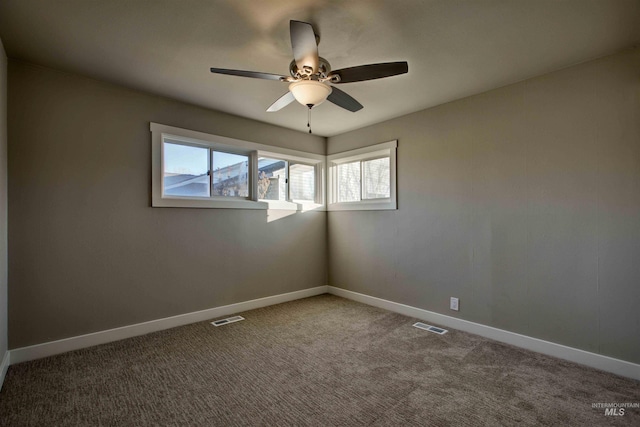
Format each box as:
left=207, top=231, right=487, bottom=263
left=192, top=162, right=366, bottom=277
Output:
left=1, top=294, right=638, bottom=426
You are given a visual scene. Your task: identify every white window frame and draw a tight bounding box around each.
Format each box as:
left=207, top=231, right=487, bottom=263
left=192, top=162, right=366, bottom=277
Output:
left=257, top=151, right=324, bottom=210
left=327, top=140, right=397, bottom=211
left=151, top=123, right=325, bottom=210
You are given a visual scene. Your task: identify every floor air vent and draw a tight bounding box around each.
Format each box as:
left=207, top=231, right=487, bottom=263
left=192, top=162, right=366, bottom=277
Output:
left=413, top=322, right=448, bottom=335
left=211, top=316, right=245, bottom=327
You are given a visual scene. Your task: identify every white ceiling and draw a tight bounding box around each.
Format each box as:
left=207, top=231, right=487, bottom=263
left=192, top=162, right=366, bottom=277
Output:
left=1, top=0, right=639, bottom=137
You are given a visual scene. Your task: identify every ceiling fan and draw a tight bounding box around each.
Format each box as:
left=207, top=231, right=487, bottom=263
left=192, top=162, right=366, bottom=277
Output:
left=210, top=20, right=408, bottom=132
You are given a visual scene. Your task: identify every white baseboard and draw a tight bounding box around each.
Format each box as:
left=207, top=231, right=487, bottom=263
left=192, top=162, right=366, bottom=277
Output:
left=9, top=285, right=638, bottom=381
left=328, top=286, right=640, bottom=381
left=10, top=286, right=328, bottom=365
left=0, top=350, right=9, bottom=391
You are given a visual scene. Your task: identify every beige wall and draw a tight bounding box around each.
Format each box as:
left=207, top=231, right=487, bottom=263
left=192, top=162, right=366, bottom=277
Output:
left=7, top=47, right=640, bottom=366
left=327, top=48, right=640, bottom=364
left=0, top=38, right=7, bottom=360
left=8, top=61, right=327, bottom=348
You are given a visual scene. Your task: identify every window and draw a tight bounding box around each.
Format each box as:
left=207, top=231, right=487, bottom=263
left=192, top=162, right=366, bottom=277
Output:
left=336, top=161, right=360, bottom=202
left=156, top=134, right=256, bottom=209
left=289, top=163, right=316, bottom=202
left=163, top=142, right=210, bottom=198
left=256, top=151, right=321, bottom=209
left=327, top=141, right=397, bottom=211
left=211, top=151, right=249, bottom=198
left=151, top=123, right=325, bottom=210
left=257, top=157, right=317, bottom=205
left=362, top=157, right=390, bottom=199
left=258, top=157, right=287, bottom=201
left=162, top=141, right=251, bottom=199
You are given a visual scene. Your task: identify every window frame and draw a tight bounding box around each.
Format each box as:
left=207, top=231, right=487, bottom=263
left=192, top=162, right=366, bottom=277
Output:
left=361, top=155, right=392, bottom=200
left=161, top=139, right=213, bottom=199
left=257, top=156, right=289, bottom=203
left=257, top=150, right=324, bottom=210
left=151, top=123, right=325, bottom=210
left=209, top=149, right=252, bottom=199
left=327, top=140, right=397, bottom=211
left=288, top=160, right=318, bottom=204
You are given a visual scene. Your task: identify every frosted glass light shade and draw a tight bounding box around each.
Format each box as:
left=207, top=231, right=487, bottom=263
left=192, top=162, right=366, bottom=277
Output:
left=289, top=80, right=331, bottom=107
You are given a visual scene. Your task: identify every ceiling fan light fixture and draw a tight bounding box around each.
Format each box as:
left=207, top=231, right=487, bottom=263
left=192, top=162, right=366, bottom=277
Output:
left=289, top=80, right=331, bottom=107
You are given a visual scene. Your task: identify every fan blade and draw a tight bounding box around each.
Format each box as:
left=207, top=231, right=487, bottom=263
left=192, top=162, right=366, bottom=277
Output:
left=290, top=20, right=319, bottom=73
left=266, top=91, right=296, bottom=112
left=327, top=87, right=363, bottom=112
left=330, top=61, right=408, bottom=83
left=210, top=68, right=287, bottom=81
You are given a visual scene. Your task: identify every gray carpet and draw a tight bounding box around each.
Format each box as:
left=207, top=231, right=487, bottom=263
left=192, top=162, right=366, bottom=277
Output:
left=0, top=294, right=638, bottom=426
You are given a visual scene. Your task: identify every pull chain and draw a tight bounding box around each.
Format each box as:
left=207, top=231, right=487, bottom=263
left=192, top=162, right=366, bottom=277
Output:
left=307, top=104, right=313, bottom=134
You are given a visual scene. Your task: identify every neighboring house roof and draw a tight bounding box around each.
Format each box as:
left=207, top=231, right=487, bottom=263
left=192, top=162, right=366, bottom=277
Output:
left=164, top=174, right=209, bottom=197
left=258, top=159, right=286, bottom=175
left=164, top=173, right=208, bottom=189
left=164, top=159, right=285, bottom=197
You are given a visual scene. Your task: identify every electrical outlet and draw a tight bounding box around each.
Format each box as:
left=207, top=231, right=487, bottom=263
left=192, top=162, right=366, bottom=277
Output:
left=450, top=297, right=459, bottom=311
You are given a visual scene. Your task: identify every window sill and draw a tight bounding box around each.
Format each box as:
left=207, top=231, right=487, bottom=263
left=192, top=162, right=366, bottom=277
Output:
left=328, top=198, right=397, bottom=211
left=152, top=196, right=269, bottom=210
left=152, top=197, right=325, bottom=211
left=261, top=200, right=325, bottom=212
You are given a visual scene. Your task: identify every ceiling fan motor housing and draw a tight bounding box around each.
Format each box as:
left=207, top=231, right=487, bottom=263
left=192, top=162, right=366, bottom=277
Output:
left=289, top=58, right=332, bottom=80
